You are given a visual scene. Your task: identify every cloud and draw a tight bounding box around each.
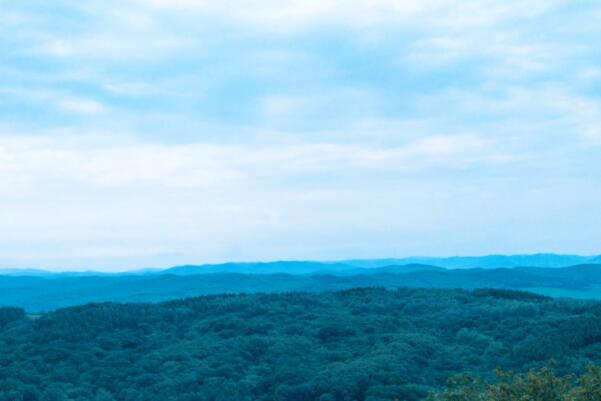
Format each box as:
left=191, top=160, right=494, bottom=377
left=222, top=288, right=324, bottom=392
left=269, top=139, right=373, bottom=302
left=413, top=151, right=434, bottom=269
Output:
left=34, top=32, right=194, bottom=61
left=136, top=0, right=427, bottom=29
left=0, top=88, right=106, bottom=115
left=0, top=131, right=514, bottom=194
left=135, top=0, right=561, bottom=33
left=57, top=98, right=106, bottom=114
left=1, top=0, right=601, bottom=268
left=9, top=0, right=574, bottom=66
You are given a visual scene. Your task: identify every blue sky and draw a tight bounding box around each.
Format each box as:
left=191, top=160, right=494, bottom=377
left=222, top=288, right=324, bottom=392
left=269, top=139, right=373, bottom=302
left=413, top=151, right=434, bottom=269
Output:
left=1, top=0, right=600, bottom=270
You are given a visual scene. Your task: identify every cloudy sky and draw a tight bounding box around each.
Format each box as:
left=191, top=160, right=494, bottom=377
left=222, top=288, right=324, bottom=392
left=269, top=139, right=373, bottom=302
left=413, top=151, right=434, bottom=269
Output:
left=1, top=0, right=600, bottom=270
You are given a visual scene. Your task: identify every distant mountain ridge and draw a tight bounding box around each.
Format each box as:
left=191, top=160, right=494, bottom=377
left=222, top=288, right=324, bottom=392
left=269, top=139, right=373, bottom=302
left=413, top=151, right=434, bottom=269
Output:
left=342, top=253, right=598, bottom=269
left=1, top=262, right=601, bottom=312
left=1, top=253, right=598, bottom=277
left=161, top=254, right=599, bottom=276
left=163, top=261, right=446, bottom=276
left=164, top=261, right=353, bottom=276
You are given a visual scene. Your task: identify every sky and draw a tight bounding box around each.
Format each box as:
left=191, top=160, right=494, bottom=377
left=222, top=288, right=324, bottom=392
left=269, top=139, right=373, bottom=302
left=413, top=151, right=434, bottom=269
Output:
left=1, top=0, right=600, bottom=271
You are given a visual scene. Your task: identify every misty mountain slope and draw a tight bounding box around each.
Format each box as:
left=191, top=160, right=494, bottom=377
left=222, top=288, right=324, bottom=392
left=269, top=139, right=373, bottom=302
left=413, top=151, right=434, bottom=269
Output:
left=136, top=254, right=601, bottom=276
left=164, top=261, right=357, bottom=275
left=1, top=254, right=597, bottom=278
left=327, top=263, right=446, bottom=276
left=164, top=262, right=445, bottom=276
left=343, top=254, right=597, bottom=269
left=1, top=264, right=601, bottom=312
left=514, top=264, right=601, bottom=281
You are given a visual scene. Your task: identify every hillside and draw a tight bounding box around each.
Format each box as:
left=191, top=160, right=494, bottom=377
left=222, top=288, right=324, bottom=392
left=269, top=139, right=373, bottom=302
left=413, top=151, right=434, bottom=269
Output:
left=1, top=288, right=601, bottom=400
left=164, top=262, right=445, bottom=276
left=2, top=254, right=598, bottom=278
left=164, top=261, right=356, bottom=275
left=1, top=264, right=601, bottom=312
left=157, top=254, right=601, bottom=275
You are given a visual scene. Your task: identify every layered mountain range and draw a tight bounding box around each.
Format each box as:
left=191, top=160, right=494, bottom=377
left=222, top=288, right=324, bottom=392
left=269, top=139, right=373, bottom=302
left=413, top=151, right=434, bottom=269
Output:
left=0, top=254, right=600, bottom=312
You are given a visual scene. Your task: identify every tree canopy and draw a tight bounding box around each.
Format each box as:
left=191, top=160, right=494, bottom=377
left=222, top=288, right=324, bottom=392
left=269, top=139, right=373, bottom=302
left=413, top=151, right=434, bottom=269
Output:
left=1, top=288, right=601, bottom=400
left=427, top=365, right=601, bottom=401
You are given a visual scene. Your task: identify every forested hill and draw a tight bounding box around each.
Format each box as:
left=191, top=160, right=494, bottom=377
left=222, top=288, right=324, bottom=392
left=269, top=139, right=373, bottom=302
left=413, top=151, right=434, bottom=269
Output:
left=2, top=264, right=601, bottom=312
left=1, top=254, right=598, bottom=277
left=1, top=288, right=601, bottom=401
left=161, top=254, right=600, bottom=274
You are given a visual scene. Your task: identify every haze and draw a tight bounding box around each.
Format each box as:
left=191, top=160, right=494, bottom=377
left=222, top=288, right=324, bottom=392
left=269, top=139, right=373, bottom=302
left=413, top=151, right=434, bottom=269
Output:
left=1, top=0, right=600, bottom=270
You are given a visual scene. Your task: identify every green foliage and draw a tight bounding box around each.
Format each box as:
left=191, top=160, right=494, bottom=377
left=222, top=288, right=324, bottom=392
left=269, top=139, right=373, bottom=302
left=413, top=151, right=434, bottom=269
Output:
left=0, top=306, right=25, bottom=327
left=94, top=388, right=116, bottom=401
left=472, top=288, right=552, bottom=302
left=0, top=288, right=600, bottom=400
left=426, top=365, right=601, bottom=401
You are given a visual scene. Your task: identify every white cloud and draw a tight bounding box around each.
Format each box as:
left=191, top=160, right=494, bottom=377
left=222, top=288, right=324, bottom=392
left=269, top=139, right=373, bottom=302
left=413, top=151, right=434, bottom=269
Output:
left=137, top=0, right=427, bottom=29
left=1, top=0, right=600, bottom=267
left=414, top=84, right=601, bottom=148
left=0, top=88, right=107, bottom=115
left=13, top=0, right=571, bottom=65
left=34, top=32, right=194, bottom=61
left=135, top=0, right=560, bottom=32
left=57, top=98, right=106, bottom=114
left=0, top=130, right=518, bottom=197
left=407, top=33, right=554, bottom=73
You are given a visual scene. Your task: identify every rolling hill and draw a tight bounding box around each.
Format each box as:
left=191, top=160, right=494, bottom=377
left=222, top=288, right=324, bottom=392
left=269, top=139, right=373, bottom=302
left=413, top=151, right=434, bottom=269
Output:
left=1, top=288, right=601, bottom=401
left=2, top=253, right=598, bottom=278
left=1, top=263, right=601, bottom=312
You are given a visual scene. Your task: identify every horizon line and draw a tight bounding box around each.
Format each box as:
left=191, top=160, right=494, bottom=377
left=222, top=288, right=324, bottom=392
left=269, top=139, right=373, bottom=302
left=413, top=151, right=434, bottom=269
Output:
left=1, top=252, right=599, bottom=274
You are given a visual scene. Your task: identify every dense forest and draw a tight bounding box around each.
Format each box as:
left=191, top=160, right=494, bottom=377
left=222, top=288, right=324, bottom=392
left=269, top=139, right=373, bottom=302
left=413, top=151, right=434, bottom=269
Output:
left=2, top=288, right=601, bottom=400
